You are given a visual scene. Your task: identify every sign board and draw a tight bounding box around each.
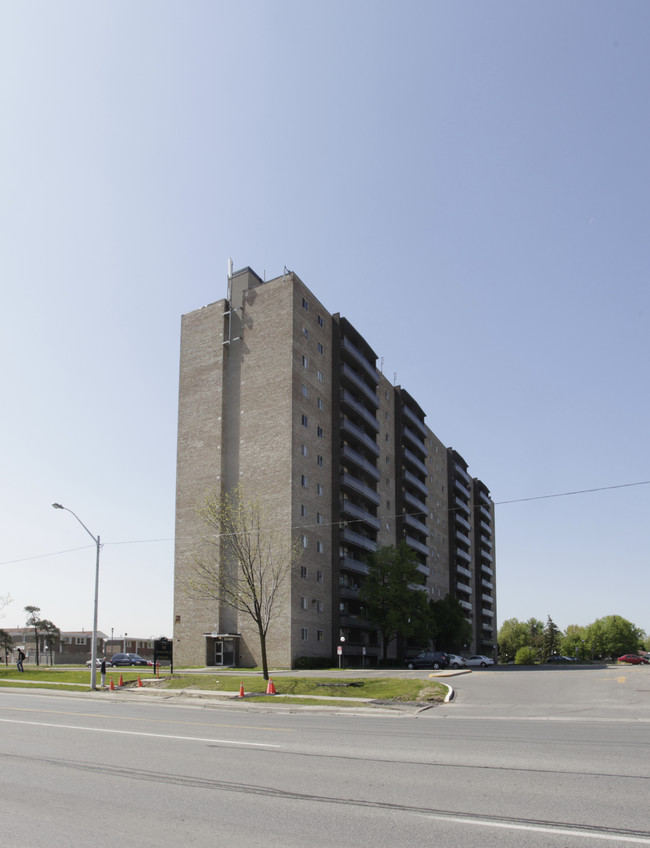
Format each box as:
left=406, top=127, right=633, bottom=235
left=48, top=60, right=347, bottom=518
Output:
left=337, top=645, right=342, bottom=655
left=154, top=637, right=173, bottom=673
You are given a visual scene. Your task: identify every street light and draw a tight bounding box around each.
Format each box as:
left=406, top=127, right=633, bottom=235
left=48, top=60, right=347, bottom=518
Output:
left=52, top=503, right=101, bottom=691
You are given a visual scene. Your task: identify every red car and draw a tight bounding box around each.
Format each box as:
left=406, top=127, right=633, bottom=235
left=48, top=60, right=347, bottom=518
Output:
left=617, top=654, right=645, bottom=665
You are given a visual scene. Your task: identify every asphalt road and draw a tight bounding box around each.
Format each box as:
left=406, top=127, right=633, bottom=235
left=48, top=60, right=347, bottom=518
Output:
left=1, top=666, right=649, bottom=847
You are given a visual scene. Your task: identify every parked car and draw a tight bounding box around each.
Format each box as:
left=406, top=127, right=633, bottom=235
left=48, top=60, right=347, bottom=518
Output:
left=405, top=651, right=449, bottom=670
left=617, top=654, right=645, bottom=665
left=465, top=655, right=495, bottom=667
left=86, top=657, right=108, bottom=668
left=446, top=654, right=467, bottom=669
left=109, top=653, right=152, bottom=667
left=547, top=655, right=573, bottom=663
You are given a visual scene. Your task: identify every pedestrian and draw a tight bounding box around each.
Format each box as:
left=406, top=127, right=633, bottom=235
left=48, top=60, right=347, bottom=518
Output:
left=100, top=657, right=106, bottom=688
left=16, top=649, right=25, bottom=672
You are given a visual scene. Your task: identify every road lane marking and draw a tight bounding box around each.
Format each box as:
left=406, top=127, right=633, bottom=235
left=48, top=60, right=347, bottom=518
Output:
left=0, top=704, right=293, bottom=733
left=0, top=717, right=281, bottom=747
left=420, top=812, right=650, bottom=843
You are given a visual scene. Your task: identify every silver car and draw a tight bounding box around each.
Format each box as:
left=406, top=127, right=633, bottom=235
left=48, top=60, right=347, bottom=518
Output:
left=447, top=654, right=467, bottom=669
left=466, top=654, right=495, bottom=667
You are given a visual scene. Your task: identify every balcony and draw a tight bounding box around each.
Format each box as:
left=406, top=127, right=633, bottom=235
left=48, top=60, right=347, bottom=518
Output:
left=459, top=598, right=472, bottom=612
left=480, top=504, right=492, bottom=521
left=456, top=564, right=472, bottom=579
left=403, top=469, right=428, bottom=497
left=340, top=444, right=380, bottom=481
left=404, top=490, right=427, bottom=514
left=482, top=608, right=494, bottom=618
left=481, top=563, right=494, bottom=576
left=340, top=499, right=381, bottom=531
left=416, top=563, right=430, bottom=578
left=480, top=549, right=493, bottom=563
left=340, top=336, right=379, bottom=384
left=454, top=478, right=471, bottom=499
left=482, top=592, right=493, bottom=604
left=481, top=579, right=494, bottom=591
left=480, top=535, right=493, bottom=549
left=405, top=534, right=429, bottom=557
left=340, top=417, right=380, bottom=457
left=456, top=529, right=471, bottom=547
left=403, top=447, right=427, bottom=476
left=455, top=513, right=471, bottom=532
left=456, top=582, right=472, bottom=596
left=340, top=472, right=381, bottom=506
left=455, top=497, right=470, bottom=516
left=480, top=520, right=492, bottom=533
left=341, top=363, right=379, bottom=408
left=340, top=556, right=368, bottom=576
left=402, top=426, right=428, bottom=457
left=340, top=390, right=379, bottom=431
left=340, top=526, right=377, bottom=553
left=402, top=404, right=427, bottom=437
left=404, top=512, right=428, bottom=536
left=454, top=462, right=471, bottom=484
left=456, top=547, right=472, bottom=564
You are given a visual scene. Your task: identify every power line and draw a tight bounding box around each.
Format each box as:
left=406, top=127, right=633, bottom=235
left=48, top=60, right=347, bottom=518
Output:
left=1, top=479, right=648, bottom=566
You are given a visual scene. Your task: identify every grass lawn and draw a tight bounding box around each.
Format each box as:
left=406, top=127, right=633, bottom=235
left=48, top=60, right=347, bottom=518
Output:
left=0, top=666, right=160, bottom=691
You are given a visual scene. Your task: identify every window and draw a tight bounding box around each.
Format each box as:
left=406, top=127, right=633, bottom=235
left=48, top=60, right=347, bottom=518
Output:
left=301, top=628, right=308, bottom=641
left=317, top=483, right=323, bottom=496
left=302, top=384, right=309, bottom=398
left=301, top=444, right=308, bottom=456
left=75, top=637, right=87, bottom=645
left=301, top=535, right=308, bottom=548
left=302, top=355, right=308, bottom=368
left=317, top=569, right=324, bottom=582
left=300, top=505, right=308, bottom=517
left=303, top=327, right=309, bottom=340
left=302, top=297, right=309, bottom=311
left=317, top=541, right=324, bottom=554
left=302, top=414, right=308, bottom=427
left=317, top=512, right=324, bottom=525
left=317, top=342, right=324, bottom=354
left=301, top=474, right=308, bottom=487
left=317, top=426, right=323, bottom=438
left=317, top=397, right=323, bottom=410
left=317, top=629, right=324, bottom=642
left=301, top=565, right=308, bottom=578
left=301, top=596, right=308, bottom=610
left=317, top=455, right=323, bottom=467
left=317, top=370, right=324, bottom=382
left=316, top=601, right=324, bottom=613
left=317, top=315, right=324, bottom=327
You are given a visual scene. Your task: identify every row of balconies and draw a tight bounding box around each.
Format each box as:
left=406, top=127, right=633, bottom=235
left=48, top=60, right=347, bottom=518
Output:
left=341, top=362, right=379, bottom=409
left=340, top=335, right=379, bottom=384
left=340, top=416, right=380, bottom=457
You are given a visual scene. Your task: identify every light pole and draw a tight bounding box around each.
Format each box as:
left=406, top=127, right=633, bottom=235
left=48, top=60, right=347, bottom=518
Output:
left=52, top=503, right=101, bottom=691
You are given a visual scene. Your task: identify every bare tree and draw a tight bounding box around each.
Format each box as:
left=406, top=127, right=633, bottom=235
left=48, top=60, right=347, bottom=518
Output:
left=189, top=486, right=303, bottom=680
left=24, top=605, right=41, bottom=666
left=0, top=594, right=12, bottom=617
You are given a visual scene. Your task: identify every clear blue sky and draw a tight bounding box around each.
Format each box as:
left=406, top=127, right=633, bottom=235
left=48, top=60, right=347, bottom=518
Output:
left=1, top=2, right=648, bottom=641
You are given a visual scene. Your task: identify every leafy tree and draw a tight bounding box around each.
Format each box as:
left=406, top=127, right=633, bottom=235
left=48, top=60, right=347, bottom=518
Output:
left=188, top=486, right=303, bottom=680
left=429, top=594, right=473, bottom=653
left=560, top=624, right=588, bottom=660
left=542, top=615, right=562, bottom=661
left=526, top=618, right=545, bottom=655
left=37, top=620, right=61, bottom=666
left=0, top=629, right=13, bottom=665
left=24, top=605, right=41, bottom=666
left=360, top=542, right=427, bottom=662
left=497, top=618, right=530, bottom=663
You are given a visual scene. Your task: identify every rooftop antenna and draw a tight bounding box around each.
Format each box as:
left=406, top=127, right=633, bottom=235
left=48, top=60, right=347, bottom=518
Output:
left=380, top=356, right=384, bottom=374
left=393, top=372, right=397, bottom=386
left=227, top=257, right=233, bottom=304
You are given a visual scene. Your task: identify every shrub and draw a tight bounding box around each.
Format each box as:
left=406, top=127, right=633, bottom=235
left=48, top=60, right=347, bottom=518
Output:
left=293, top=656, right=333, bottom=670
left=514, top=646, right=537, bottom=665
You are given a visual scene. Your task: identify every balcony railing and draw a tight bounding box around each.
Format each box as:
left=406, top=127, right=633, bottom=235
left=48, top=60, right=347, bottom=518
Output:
left=454, top=462, right=471, bottom=484
left=340, top=527, right=377, bottom=553
left=340, top=556, right=368, bottom=576
left=480, top=549, right=493, bottom=563
left=402, top=426, right=428, bottom=457
left=403, top=447, right=428, bottom=476
left=405, top=534, right=429, bottom=557
left=456, top=582, right=472, bottom=596
left=402, top=404, right=427, bottom=437
left=455, top=497, right=470, bottom=515
left=456, top=529, right=471, bottom=547
left=340, top=499, right=381, bottom=530
left=454, top=478, right=471, bottom=498
left=481, top=563, right=494, bottom=576
left=404, top=490, right=427, bottom=515
left=404, top=512, right=428, bottom=537
left=340, top=444, right=380, bottom=481
left=455, top=513, right=471, bottom=532
left=457, top=564, right=472, bottom=579
left=340, top=472, right=381, bottom=506
left=403, top=469, right=428, bottom=497
left=340, top=336, right=379, bottom=384
left=340, top=390, right=379, bottom=431
left=456, top=547, right=472, bottom=564
left=341, top=363, right=379, bottom=408
left=340, top=417, right=380, bottom=457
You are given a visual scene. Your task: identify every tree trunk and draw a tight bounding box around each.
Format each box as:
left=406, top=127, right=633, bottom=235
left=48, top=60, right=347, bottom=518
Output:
left=258, top=624, right=269, bottom=681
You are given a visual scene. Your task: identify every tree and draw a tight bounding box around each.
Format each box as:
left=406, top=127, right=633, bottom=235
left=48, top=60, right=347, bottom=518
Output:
left=560, top=624, right=588, bottom=660
left=0, top=594, right=12, bottom=617
left=0, top=629, right=13, bottom=665
left=497, top=618, right=530, bottom=662
left=189, top=486, right=303, bottom=680
left=542, top=615, right=562, bottom=661
left=359, top=542, right=427, bottom=662
left=37, top=620, right=61, bottom=666
left=429, top=594, right=473, bottom=653
left=24, top=605, right=41, bottom=666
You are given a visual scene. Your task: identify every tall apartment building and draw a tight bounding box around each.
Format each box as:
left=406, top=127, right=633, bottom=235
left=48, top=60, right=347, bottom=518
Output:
left=173, top=265, right=496, bottom=667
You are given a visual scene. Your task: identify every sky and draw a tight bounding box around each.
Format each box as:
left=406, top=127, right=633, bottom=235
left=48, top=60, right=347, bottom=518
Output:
left=1, top=1, right=648, bottom=643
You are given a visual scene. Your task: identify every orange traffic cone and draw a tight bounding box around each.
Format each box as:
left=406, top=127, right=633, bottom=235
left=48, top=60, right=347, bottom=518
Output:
left=110, top=677, right=115, bottom=691
left=266, top=678, right=276, bottom=695
left=239, top=681, right=245, bottom=698
left=137, top=676, right=143, bottom=687
left=119, top=674, right=124, bottom=687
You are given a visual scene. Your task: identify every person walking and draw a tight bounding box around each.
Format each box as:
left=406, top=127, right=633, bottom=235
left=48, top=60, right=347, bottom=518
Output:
left=16, top=649, right=25, bottom=672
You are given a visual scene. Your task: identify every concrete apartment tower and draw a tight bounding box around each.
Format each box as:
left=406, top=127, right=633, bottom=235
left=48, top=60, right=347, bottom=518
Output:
left=173, top=265, right=496, bottom=668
